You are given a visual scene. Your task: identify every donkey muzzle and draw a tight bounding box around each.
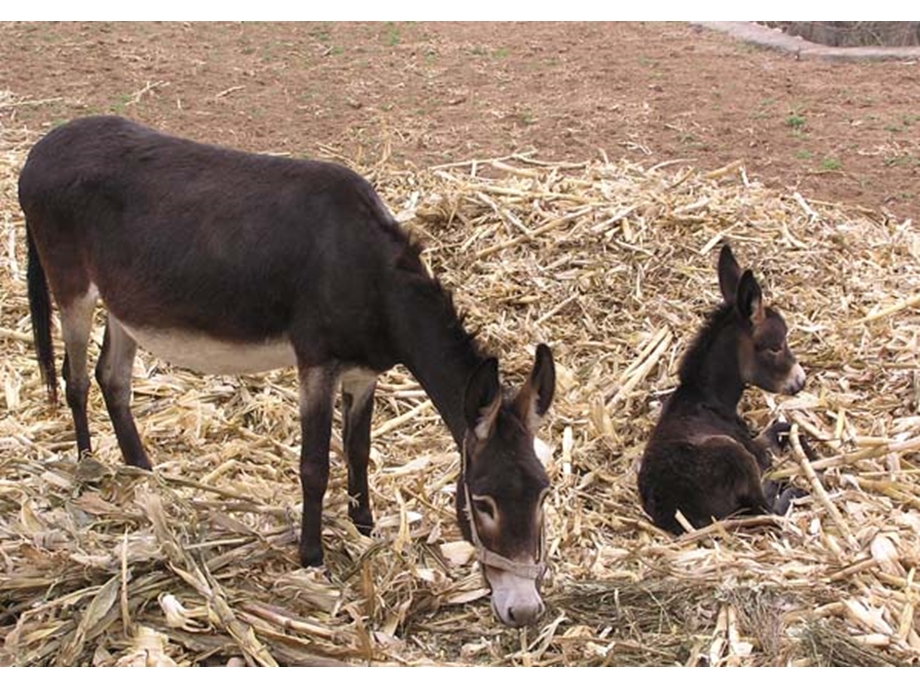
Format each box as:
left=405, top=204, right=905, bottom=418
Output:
left=486, top=566, right=546, bottom=628
left=782, top=362, right=806, bottom=395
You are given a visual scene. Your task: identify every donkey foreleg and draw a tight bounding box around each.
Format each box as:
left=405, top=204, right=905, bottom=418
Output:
left=757, top=420, right=815, bottom=515
left=341, top=370, right=377, bottom=536
left=756, top=420, right=819, bottom=461
left=297, top=362, right=339, bottom=568
left=769, top=484, right=808, bottom=516
left=750, top=420, right=798, bottom=474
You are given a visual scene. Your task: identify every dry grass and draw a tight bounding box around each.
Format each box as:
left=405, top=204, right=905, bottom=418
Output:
left=2, top=99, right=919, bottom=666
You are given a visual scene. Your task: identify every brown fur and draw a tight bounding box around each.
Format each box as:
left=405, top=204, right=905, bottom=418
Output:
left=20, top=118, right=555, bottom=626
left=638, top=245, right=806, bottom=533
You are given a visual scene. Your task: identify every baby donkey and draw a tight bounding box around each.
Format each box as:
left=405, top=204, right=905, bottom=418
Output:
left=638, top=244, right=807, bottom=533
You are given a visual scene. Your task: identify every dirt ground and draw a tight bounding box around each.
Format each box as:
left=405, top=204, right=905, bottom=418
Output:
left=0, top=21, right=918, bottom=223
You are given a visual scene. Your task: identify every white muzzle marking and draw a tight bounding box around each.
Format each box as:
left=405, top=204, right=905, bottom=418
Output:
left=783, top=362, right=806, bottom=395
left=486, top=567, right=546, bottom=628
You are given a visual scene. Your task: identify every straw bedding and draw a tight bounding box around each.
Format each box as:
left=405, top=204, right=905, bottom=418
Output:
left=1, top=105, right=919, bottom=666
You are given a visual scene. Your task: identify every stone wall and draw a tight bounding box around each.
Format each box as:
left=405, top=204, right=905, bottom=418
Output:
left=762, top=22, right=920, bottom=48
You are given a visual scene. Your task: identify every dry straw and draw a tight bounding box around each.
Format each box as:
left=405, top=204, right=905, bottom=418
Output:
left=1, top=102, right=919, bottom=666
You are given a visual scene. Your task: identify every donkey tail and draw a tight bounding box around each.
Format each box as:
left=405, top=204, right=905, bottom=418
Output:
left=26, top=224, right=58, bottom=405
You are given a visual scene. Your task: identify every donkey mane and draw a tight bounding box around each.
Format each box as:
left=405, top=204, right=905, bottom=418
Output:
left=677, top=303, right=739, bottom=387
left=433, top=282, right=485, bottom=360
left=394, top=232, right=486, bottom=363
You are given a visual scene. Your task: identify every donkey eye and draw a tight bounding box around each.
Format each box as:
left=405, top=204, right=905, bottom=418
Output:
left=472, top=498, right=495, bottom=520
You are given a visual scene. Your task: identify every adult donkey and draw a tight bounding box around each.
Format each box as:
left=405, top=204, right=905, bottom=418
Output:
left=20, top=116, right=555, bottom=628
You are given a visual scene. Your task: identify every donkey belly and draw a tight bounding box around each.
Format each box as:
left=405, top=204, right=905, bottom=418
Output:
left=119, top=321, right=296, bottom=375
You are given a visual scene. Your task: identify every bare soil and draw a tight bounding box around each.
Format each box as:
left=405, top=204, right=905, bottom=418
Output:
left=1, top=21, right=918, bottom=223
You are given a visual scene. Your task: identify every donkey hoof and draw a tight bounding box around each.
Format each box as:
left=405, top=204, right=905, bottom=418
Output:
left=349, top=510, right=374, bottom=536
left=765, top=421, right=792, bottom=451
left=299, top=544, right=325, bottom=569
left=774, top=486, right=808, bottom=515
left=75, top=455, right=111, bottom=483
left=125, top=454, right=153, bottom=471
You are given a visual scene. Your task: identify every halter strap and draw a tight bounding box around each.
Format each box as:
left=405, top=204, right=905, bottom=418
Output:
left=461, top=441, right=547, bottom=581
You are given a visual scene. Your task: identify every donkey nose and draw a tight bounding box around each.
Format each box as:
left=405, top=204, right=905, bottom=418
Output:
left=507, top=600, right=546, bottom=627
left=783, top=363, right=806, bottom=395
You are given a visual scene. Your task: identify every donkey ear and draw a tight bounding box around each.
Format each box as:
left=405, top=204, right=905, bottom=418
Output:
left=464, top=358, right=502, bottom=441
left=736, top=270, right=765, bottom=324
left=513, top=344, right=556, bottom=432
left=718, top=244, right=742, bottom=304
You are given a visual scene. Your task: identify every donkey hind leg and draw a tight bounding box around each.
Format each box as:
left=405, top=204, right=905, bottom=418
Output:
left=341, top=370, right=377, bottom=536
left=297, top=362, right=339, bottom=568
left=59, top=289, right=98, bottom=458
left=96, top=316, right=150, bottom=470
left=691, top=435, right=772, bottom=522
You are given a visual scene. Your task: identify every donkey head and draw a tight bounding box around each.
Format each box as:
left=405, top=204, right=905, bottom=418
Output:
left=458, top=344, right=555, bottom=628
left=718, top=245, right=805, bottom=396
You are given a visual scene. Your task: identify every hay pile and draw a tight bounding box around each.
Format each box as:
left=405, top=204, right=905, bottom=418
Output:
left=1, top=111, right=919, bottom=665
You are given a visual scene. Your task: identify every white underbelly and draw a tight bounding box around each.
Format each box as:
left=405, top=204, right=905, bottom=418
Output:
left=120, top=323, right=297, bottom=375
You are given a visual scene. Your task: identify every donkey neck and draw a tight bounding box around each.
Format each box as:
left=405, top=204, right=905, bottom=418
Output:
left=677, top=305, right=747, bottom=412
left=387, top=271, right=486, bottom=447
